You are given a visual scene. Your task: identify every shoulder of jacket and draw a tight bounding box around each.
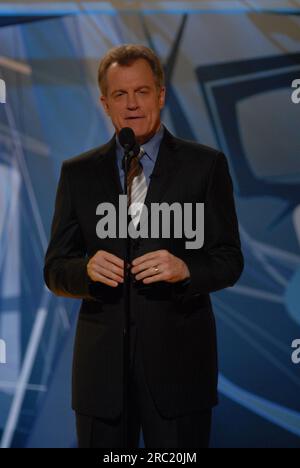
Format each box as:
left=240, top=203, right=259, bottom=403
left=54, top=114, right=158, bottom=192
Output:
left=171, top=134, right=224, bottom=164
left=61, top=140, right=113, bottom=171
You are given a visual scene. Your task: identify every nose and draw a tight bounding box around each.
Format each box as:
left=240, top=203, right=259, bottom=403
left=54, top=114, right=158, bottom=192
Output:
left=126, top=93, right=139, bottom=110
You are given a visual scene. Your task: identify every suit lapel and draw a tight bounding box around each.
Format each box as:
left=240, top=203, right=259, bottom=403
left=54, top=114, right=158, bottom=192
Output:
left=95, top=136, right=123, bottom=207
left=94, top=128, right=182, bottom=210
left=143, top=128, right=181, bottom=210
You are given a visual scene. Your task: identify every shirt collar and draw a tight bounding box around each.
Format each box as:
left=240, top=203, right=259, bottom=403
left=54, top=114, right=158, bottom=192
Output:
left=116, top=125, right=164, bottom=164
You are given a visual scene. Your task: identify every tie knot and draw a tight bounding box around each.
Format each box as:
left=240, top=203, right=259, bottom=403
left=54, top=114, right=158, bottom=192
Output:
left=131, top=147, right=145, bottom=171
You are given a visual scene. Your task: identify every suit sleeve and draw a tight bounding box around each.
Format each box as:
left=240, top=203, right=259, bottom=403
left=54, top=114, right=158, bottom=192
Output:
left=174, top=152, right=244, bottom=302
left=44, top=163, right=99, bottom=300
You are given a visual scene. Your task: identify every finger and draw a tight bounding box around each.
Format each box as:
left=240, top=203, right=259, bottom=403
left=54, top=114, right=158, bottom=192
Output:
left=102, top=259, right=124, bottom=278
left=102, top=251, right=125, bottom=269
left=98, top=264, right=124, bottom=283
left=135, top=265, right=163, bottom=281
left=90, top=263, right=123, bottom=283
left=131, top=260, right=160, bottom=275
left=89, top=271, right=119, bottom=287
left=132, top=252, right=159, bottom=266
left=91, top=257, right=124, bottom=278
left=142, top=272, right=165, bottom=284
left=97, top=263, right=124, bottom=283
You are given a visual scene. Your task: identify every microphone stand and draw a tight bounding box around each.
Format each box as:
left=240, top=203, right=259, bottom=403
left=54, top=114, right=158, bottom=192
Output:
left=122, top=143, right=138, bottom=448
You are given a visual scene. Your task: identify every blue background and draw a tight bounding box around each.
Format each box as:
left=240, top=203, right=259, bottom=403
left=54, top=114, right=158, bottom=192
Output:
left=0, top=0, right=299, bottom=448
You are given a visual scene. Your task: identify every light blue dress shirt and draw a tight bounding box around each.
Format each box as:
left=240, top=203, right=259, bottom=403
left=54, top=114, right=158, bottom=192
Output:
left=115, top=125, right=164, bottom=192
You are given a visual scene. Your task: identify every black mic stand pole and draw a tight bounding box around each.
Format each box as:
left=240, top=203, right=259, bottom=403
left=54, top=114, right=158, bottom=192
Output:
left=122, top=145, right=134, bottom=449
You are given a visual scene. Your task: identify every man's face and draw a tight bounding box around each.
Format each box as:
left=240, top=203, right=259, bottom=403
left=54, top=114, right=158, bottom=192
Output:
left=100, top=58, right=165, bottom=144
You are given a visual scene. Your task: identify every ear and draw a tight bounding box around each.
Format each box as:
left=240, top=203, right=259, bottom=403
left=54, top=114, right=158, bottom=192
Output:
left=158, top=87, right=166, bottom=110
left=100, top=95, right=110, bottom=116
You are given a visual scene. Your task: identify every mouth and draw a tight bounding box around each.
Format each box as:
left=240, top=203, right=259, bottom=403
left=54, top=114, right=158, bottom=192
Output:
left=125, top=116, right=145, bottom=120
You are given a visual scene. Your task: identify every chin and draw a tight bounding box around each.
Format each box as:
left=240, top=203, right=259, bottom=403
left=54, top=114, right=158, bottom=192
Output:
left=129, top=123, right=146, bottom=133
left=120, top=120, right=156, bottom=143
left=130, top=128, right=149, bottom=143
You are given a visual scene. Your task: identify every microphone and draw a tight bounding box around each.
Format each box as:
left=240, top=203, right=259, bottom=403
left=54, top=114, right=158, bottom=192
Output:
left=119, top=127, right=136, bottom=150
left=119, top=127, right=140, bottom=170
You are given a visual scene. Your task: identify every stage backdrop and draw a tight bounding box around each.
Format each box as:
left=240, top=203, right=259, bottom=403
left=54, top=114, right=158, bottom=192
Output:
left=0, top=0, right=300, bottom=448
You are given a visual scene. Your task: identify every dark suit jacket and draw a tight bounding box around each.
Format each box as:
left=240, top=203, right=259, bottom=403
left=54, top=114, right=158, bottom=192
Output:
left=44, top=128, right=244, bottom=419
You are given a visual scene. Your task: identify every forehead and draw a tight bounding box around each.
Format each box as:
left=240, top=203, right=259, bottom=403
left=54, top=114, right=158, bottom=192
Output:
left=106, top=58, right=156, bottom=90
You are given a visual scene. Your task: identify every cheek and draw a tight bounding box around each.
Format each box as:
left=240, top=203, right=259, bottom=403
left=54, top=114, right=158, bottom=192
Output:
left=110, top=108, right=123, bottom=121
left=106, top=101, right=122, bottom=114
left=147, top=103, right=159, bottom=117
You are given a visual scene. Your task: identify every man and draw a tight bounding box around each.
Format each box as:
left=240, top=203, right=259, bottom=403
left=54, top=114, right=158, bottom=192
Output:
left=44, top=44, right=244, bottom=448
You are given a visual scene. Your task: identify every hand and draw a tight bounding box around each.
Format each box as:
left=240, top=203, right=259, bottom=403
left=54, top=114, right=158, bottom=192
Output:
left=87, top=250, right=125, bottom=287
left=131, top=249, right=190, bottom=285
